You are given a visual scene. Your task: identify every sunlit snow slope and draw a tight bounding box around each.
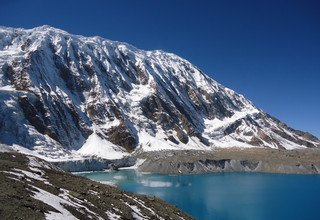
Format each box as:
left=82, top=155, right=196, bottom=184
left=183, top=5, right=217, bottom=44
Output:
left=0, top=26, right=319, bottom=160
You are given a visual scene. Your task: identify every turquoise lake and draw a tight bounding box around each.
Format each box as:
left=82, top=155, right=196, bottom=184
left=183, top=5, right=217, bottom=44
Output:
left=78, top=170, right=320, bottom=220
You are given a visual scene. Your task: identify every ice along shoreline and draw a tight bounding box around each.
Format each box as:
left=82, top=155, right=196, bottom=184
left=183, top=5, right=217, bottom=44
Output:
left=54, top=148, right=320, bottom=175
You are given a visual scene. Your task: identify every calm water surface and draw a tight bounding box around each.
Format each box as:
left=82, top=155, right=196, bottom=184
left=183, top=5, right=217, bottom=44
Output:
left=79, top=170, right=320, bottom=220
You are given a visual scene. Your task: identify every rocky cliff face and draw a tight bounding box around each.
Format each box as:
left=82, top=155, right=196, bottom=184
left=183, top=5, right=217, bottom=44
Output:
left=0, top=26, right=319, bottom=160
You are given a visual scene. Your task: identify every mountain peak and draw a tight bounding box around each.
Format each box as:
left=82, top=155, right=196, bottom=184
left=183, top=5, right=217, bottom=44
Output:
left=0, top=26, right=319, bottom=160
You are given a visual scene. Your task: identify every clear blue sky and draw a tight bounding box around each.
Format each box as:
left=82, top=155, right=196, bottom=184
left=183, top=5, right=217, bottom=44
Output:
left=1, top=0, right=319, bottom=137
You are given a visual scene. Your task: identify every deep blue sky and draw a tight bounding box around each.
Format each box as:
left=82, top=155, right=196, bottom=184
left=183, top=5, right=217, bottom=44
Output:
left=1, top=0, right=319, bottom=137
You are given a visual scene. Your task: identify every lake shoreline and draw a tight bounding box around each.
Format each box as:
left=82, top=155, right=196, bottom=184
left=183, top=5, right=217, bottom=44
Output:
left=136, top=148, right=320, bottom=175
left=54, top=147, right=320, bottom=175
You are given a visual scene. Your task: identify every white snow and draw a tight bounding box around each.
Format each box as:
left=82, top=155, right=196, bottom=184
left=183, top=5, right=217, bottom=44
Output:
left=119, top=159, right=146, bottom=170
left=106, top=211, right=121, bottom=220
left=31, top=186, right=79, bottom=220
left=125, top=194, right=166, bottom=220
left=129, top=84, right=153, bottom=103
left=5, top=168, right=52, bottom=185
left=31, top=185, right=104, bottom=220
left=27, top=155, right=52, bottom=170
left=136, top=129, right=208, bottom=152
left=204, top=108, right=259, bottom=135
left=0, top=144, right=13, bottom=152
left=125, top=202, right=148, bottom=220
left=77, top=133, right=128, bottom=159
left=13, top=168, right=47, bottom=182
left=59, top=188, right=102, bottom=218
left=1, top=170, right=24, bottom=178
left=0, top=85, right=15, bottom=91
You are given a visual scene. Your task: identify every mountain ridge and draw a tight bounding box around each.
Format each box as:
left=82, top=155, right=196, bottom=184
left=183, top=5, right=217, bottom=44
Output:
left=0, top=25, right=319, bottom=161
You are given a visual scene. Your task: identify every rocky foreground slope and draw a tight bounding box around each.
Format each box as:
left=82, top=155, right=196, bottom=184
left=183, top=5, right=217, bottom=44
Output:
left=0, top=25, right=319, bottom=162
left=0, top=150, right=192, bottom=220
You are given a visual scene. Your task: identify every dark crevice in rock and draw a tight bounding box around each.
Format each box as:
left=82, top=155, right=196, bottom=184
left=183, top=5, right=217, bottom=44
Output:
left=18, top=96, right=59, bottom=142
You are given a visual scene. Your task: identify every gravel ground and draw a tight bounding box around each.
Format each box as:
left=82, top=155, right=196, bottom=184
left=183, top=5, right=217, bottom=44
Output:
left=135, top=148, right=320, bottom=174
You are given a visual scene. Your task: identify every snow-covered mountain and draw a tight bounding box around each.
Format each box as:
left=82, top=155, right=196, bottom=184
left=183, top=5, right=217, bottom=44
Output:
left=0, top=25, right=319, bottom=160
